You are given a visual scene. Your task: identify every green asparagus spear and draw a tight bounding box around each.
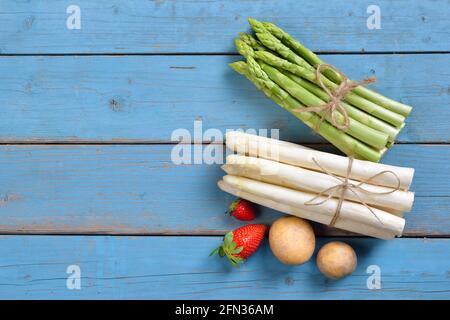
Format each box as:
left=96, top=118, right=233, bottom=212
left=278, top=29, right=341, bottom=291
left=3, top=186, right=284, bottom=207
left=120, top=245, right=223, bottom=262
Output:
left=258, top=61, right=388, bottom=149
left=352, top=86, right=412, bottom=117
left=238, top=32, right=279, bottom=57
left=261, top=20, right=412, bottom=116
left=281, top=71, right=400, bottom=141
left=247, top=18, right=313, bottom=71
left=254, top=50, right=317, bottom=81
left=254, top=50, right=405, bottom=128
left=235, top=39, right=389, bottom=148
left=230, top=60, right=381, bottom=162
left=247, top=17, right=267, bottom=34
left=343, top=88, right=405, bottom=127
left=238, top=32, right=265, bottom=51
left=253, top=46, right=399, bottom=140
left=235, top=38, right=255, bottom=58
left=261, top=21, right=342, bottom=83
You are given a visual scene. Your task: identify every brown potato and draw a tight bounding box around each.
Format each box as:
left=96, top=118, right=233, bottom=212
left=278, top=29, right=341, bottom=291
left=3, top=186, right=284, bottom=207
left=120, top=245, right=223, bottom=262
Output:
left=269, top=216, right=315, bottom=265
left=316, top=241, right=357, bottom=279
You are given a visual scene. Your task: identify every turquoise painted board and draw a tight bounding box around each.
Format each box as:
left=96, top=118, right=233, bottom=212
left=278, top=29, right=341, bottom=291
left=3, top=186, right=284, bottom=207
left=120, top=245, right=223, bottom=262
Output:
left=0, top=0, right=449, bottom=300
left=0, top=54, right=448, bottom=143
left=0, top=236, right=448, bottom=299
left=0, top=144, right=448, bottom=236
left=0, top=0, right=448, bottom=54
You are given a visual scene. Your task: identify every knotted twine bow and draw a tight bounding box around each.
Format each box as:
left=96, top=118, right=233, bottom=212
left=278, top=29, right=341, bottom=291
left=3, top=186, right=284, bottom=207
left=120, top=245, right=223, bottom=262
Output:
left=294, top=64, right=376, bottom=132
left=304, top=157, right=401, bottom=227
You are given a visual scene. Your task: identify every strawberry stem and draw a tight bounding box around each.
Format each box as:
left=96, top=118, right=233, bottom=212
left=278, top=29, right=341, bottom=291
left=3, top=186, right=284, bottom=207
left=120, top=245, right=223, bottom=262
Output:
left=210, top=231, right=245, bottom=267
left=227, top=198, right=241, bottom=215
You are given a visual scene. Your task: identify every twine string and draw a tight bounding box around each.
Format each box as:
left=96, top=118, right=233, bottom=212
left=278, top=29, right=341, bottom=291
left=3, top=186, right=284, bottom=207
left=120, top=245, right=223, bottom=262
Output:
left=304, top=157, right=401, bottom=227
left=294, top=64, right=376, bottom=132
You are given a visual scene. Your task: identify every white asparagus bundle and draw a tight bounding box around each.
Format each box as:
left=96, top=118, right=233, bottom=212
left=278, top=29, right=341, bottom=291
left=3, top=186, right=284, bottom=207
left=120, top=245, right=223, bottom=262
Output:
left=223, top=154, right=414, bottom=214
left=226, top=131, right=414, bottom=190
left=219, top=175, right=405, bottom=239
left=218, top=180, right=396, bottom=239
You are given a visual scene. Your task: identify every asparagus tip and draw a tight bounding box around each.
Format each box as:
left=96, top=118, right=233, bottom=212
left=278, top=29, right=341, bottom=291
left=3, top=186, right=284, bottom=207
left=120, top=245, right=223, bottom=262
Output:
left=235, top=38, right=254, bottom=58
left=247, top=17, right=258, bottom=24
left=247, top=17, right=266, bottom=33
left=238, top=32, right=247, bottom=39
left=229, top=61, right=247, bottom=75
left=234, top=37, right=241, bottom=48
left=262, top=21, right=275, bottom=28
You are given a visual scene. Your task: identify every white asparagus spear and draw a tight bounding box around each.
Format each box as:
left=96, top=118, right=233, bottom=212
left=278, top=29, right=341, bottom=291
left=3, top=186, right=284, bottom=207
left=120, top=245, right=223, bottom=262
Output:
left=223, top=154, right=415, bottom=214
left=225, top=131, right=414, bottom=190
left=221, top=175, right=405, bottom=238
left=218, top=180, right=396, bottom=239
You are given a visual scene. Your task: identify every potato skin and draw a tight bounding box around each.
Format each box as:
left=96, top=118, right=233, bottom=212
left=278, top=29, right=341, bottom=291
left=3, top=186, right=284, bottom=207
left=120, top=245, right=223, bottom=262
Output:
left=316, top=241, right=357, bottom=279
left=269, top=216, right=315, bottom=265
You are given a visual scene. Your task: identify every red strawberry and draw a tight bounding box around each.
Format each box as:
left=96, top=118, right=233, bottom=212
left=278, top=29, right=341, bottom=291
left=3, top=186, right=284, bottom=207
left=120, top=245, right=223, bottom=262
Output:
left=227, top=199, right=256, bottom=221
left=210, top=224, right=267, bottom=267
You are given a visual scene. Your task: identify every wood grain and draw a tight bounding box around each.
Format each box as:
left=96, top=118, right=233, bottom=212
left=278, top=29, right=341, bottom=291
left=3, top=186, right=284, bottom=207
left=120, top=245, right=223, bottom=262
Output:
left=0, top=0, right=448, bottom=54
left=0, top=54, right=448, bottom=143
left=0, top=235, right=448, bottom=299
left=0, top=144, right=448, bottom=236
left=0, top=0, right=448, bottom=300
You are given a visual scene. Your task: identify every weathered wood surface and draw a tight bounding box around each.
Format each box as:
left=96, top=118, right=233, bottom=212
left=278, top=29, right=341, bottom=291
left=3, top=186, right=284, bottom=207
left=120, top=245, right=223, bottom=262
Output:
left=0, top=144, right=448, bottom=236
left=0, top=0, right=449, bottom=300
left=0, top=236, right=448, bottom=299
left=0, top=0, right=449, bottom=54
left=0, top=54, right=448, bottom=143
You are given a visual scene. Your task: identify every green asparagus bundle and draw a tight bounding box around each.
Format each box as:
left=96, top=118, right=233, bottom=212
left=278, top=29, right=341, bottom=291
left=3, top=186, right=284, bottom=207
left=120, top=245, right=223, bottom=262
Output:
left=230, top=18, right=412, bottom=162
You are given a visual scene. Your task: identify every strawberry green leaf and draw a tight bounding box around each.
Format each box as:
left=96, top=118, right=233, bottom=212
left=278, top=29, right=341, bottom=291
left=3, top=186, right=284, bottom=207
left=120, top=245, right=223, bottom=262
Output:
left=209, top=247, right=221, bottom=256
left=229, top=255, right=243, bottom=263
left=228, top=255, right=245, bottom=268
left=233, top=246, right=244, bottom=254
left=227, top=198, right=241, bottom=215
left=223, top=231, right=234, bottom=246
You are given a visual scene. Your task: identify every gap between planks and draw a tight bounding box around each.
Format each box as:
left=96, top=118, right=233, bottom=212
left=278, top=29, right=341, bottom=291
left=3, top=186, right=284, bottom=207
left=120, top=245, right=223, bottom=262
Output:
left=0, top=231, right=448, bottom=238
left=1, top=51, right=449, bottom=57
left=0, top=141, right=448, bottom=145
left=0, top=223, right=448, bottom=238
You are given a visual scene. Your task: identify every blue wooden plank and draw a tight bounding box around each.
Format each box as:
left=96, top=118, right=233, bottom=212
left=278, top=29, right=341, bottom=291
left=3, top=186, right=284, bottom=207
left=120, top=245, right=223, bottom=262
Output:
left=0, top=144, right=448, bottom=236
left=0, top=236, right=448, bottom=299
left=0, top=54, right=448, bottom=143
left=0, top=0, right=448, bottom=54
